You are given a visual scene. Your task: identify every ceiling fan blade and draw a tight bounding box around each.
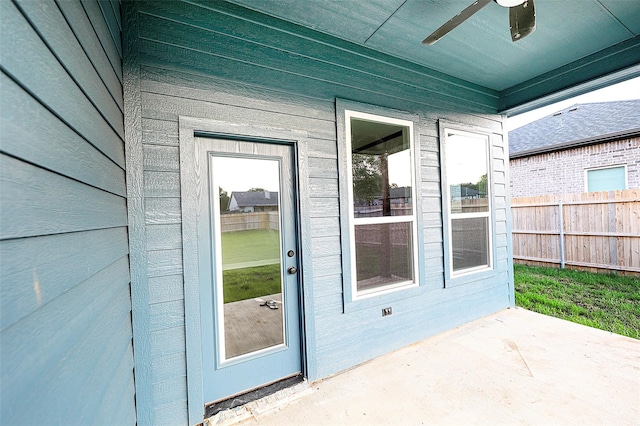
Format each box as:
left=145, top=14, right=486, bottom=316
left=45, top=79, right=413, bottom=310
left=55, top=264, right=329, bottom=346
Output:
left=509, top=0, right=536, bottom=41
left=423, top=0, right=492, bottom=45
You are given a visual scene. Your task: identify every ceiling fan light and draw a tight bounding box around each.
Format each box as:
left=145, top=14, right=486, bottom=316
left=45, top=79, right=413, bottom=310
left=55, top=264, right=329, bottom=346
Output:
left=496, top=0, right=525, bottom=7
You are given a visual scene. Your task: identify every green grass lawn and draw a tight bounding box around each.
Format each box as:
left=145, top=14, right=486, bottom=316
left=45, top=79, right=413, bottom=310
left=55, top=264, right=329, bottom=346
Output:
left=221, top=229, right=280, bottom=266
left=221, top=229, right=282, bottom=303
left=223, top=263, right=281, bottom=303
left=514, top=264, right=640, bottom=339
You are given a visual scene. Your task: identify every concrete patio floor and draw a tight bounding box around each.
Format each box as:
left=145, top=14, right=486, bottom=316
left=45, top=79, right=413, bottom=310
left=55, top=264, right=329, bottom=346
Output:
left=234, top=307, right=639, bottom=425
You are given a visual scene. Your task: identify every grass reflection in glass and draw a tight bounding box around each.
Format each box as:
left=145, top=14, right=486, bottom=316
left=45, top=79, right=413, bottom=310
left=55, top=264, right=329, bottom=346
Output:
left=221, top=228, right=282, bottom=303
left=223, top=264, right=281, bottom=303
left=221, top=229, right=280, bottom=266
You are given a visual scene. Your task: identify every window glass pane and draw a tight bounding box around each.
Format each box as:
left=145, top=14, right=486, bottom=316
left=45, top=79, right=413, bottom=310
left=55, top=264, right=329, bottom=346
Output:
left=445, top=133, right=489, bottom=213
left=354, top=222, right=414, bottom=292
left=351, top=118, right=412, bottom=218
left=451, top=217, right=489, bottom=271
left=587, top=167, right=625, bottom=192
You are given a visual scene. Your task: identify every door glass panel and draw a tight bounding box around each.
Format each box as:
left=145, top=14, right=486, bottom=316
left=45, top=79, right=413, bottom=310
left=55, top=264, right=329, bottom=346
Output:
left=212, top=156, right=285, bottom=360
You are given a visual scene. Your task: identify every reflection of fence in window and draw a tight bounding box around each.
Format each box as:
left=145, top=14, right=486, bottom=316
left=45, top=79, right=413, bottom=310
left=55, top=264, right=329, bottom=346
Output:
left=354, top=222, right=411, bottom=246
left=220, top=212, right=279, bottom=233
left=354, top=222, right=412, bottom=284
left=458, top=199, right=488, bottom=213
left=451, top=217, right=489, bottom=270
left=355, top=205, right=412, bottom=218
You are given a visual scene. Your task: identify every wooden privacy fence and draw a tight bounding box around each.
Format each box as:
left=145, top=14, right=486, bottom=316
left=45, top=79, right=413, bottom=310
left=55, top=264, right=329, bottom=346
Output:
left=511, top=189, right=640, bottom=273
left=220, top=211, right=279, bottom=233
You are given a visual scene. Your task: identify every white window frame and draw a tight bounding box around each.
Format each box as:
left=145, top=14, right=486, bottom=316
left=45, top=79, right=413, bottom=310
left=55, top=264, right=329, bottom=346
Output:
left=345, top=110, right=420, bottom=300
left=584, top=164, right=628, bottom=192
left=442, top=127, right=493, bottom=278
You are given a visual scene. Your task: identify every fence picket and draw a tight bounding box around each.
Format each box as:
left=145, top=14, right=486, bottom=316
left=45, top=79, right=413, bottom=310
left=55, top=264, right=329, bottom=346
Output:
left=511, top=189, right=639, bottom=274
left=219, top=211, right=279, bottom=233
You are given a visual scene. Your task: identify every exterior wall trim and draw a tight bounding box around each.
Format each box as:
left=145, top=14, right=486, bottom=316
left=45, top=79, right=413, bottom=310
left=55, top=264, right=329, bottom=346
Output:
left=499, top=42, right=640, bottom=114
left=502, top=120, right=516, bottom=306
left=122, top=3, right=153, bottom=424
left=178, top=116, right=315, bottom=424
left=438, top=120, right=499, bottom=288
left=335, top=98, right=426, bottom=313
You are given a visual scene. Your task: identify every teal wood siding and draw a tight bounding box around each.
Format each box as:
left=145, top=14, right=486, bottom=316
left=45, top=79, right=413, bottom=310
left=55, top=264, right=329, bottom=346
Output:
left=0, top=1, right=135, bottom=424
left=125, top=1, right=513, bottom=423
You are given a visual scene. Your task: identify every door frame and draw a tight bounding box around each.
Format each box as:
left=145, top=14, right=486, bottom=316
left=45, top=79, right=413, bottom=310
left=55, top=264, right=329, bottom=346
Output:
left=178, top=116, right=315, bottom=424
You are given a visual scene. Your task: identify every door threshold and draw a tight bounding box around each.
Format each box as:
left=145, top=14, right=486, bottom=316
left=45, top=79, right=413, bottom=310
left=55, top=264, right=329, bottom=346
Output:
left=204, top=375, right=309, bottom=424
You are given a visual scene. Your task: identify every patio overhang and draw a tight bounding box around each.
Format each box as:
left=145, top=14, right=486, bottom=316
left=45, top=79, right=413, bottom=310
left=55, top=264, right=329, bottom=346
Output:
left=225, top=0, right=640, bottom=115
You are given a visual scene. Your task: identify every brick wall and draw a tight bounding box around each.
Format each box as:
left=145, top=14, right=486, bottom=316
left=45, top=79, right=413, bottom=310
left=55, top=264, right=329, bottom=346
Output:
left=509, top=136, right=640, bottom=197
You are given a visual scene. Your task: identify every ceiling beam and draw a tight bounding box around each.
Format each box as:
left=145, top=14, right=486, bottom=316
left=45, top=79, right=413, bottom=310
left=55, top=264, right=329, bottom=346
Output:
left=499, top=35, right=640, bottom=115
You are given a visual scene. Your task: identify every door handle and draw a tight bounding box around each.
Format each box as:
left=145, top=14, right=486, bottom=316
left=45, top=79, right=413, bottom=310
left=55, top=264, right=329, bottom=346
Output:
left=287, top=266, right=298, bottom=274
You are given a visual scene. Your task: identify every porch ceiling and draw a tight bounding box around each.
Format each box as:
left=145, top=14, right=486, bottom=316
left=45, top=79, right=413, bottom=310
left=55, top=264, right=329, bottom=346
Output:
left=226, top=0, right=640, bottom=114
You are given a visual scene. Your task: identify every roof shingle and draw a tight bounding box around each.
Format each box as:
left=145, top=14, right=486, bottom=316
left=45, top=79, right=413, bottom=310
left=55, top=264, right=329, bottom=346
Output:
left=230, top=191, right=279, bottom=207
left=509, top=100, right=640, bottom=158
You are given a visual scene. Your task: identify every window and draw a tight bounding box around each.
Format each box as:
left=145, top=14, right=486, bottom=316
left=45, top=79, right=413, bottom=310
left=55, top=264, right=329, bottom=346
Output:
left=586, top=165, right=626, bottom=192
left=442, top=128, right=492, bottom=275
left=346, top=111, right=419, bottom=298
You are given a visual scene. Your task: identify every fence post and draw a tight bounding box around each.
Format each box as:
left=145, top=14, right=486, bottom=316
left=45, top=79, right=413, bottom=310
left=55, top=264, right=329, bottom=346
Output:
left=558, top=199, right=565, bottom=269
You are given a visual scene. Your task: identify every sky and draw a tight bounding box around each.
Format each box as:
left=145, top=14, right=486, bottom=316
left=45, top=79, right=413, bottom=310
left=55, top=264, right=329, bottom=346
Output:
left=507, top=76, right=640, bottom=131
left=213, top=156, right=280, bottom=193
left=446, top=133, right=488, bottom=185
left=387, top=150, right=412, bottom=187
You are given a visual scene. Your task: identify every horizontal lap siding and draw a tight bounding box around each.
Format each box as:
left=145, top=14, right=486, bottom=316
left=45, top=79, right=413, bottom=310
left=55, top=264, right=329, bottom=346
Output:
left=0, top=1, right=134, bottom=425
left=492, top=135, right=511, bottom=283
left=420, top=133, right=445, bottom=280
left=131, top=1, right=509, bottom=422
left=314, top=279, right=509, bottom=377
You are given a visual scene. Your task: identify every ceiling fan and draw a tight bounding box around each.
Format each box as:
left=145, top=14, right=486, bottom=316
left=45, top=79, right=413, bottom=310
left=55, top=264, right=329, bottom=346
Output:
left=422, top=0, right=536, bottom=45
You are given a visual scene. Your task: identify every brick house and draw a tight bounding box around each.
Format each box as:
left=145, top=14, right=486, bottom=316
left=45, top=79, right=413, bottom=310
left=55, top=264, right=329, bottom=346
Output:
left=509, top=100, right=640, bottom=197
left=229, top=191, right=279, bottom=212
